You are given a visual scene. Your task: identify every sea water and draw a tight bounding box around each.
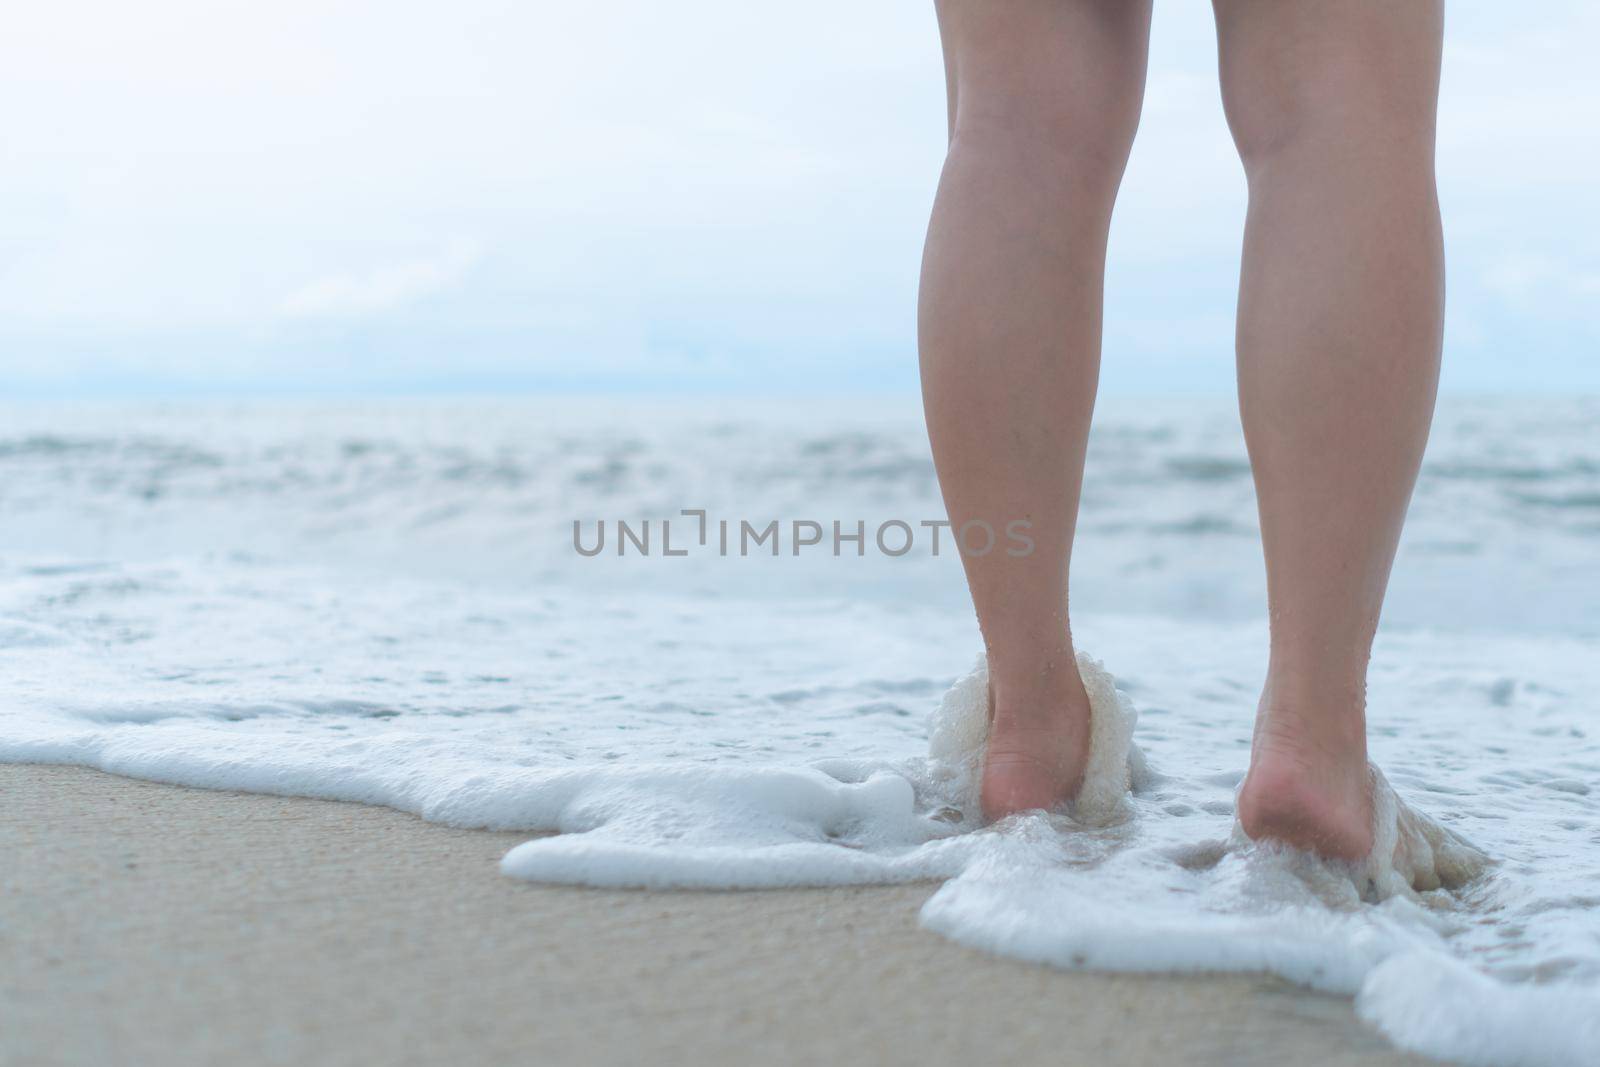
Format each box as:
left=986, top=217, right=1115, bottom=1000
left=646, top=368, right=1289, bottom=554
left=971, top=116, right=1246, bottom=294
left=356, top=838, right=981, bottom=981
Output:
left=2, top=395, right=1596, bottom=1066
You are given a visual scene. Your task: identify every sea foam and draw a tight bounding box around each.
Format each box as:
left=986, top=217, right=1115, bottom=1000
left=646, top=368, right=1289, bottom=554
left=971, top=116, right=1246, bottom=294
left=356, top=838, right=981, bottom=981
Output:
left=926, top=651, right=1150, bottom=823
left=909, top=657, right=1567, bottom=1067
left=500, top=647, right=1587, bottom=1067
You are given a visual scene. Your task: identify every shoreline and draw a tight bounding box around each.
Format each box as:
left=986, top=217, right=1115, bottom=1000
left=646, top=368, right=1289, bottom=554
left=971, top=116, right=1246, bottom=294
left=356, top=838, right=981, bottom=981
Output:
left=4, top=763, right=1443, bottom=1066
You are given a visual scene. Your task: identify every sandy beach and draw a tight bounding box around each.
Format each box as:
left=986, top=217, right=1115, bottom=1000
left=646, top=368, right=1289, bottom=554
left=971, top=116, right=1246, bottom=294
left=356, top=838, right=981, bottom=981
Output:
left=2, top=764, right=1446, bottom=1067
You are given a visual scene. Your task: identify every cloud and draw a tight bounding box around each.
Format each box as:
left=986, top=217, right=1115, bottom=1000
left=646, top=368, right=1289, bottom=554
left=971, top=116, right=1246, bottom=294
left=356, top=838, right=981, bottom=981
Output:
left=1, top=1, right=1598, bottom=392
left=279, top=239, right=482, bottom=319
left=1481, top=254, right=1600, bottom=309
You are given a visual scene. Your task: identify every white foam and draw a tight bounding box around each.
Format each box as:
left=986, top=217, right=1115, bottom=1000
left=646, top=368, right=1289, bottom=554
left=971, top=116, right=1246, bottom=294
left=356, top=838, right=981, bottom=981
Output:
left=502, top=648, right=1586, bottom=1067
left=1359, top=952, right=1600, bottom=1067
left=501, top=765, right=983, bottom=889
left=502, top=651, right=1146, bottom=888
left=914, top=655, right=1594, bottom=1067
left=498, top=645, right=1587, bottom=1067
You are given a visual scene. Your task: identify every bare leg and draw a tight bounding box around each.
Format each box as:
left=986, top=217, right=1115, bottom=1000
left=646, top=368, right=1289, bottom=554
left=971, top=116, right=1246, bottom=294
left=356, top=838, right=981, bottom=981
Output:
left=919, top=0, right=1150, bottom=820
left=1214, top=0, right=1446, bottom=860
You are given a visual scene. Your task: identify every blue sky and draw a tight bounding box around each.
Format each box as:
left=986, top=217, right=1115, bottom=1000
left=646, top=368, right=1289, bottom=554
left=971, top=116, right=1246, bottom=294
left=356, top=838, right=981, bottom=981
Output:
left=2, top=1, right=1596, bottom=396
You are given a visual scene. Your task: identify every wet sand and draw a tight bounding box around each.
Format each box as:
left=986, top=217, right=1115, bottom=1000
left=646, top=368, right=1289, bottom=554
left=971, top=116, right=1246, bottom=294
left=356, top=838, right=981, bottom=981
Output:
left=2, top=764, right=1445, bottom=1067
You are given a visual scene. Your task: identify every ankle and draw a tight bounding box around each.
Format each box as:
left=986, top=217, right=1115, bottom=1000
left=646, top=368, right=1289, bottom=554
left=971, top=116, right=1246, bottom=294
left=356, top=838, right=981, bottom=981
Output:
left=1254, top=691, right=1368, bottom=767
left=987, top=650, right=1088, bottom=721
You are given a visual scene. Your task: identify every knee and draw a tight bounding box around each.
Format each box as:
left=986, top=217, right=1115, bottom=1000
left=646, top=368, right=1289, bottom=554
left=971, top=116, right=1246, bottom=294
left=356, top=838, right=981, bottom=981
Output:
left=948, top=76, right=1146, bottom=201
left=939, top=1, right=1149, bottom=200
left=1219, top=57, right=1438, bottom=183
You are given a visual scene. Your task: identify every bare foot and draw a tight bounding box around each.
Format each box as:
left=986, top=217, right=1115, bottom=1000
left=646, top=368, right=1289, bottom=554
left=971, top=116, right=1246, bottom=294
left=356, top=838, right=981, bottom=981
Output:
left=979, top=663, right=1092, bottom=821
left=1236, top=706, right=1374, bottom=862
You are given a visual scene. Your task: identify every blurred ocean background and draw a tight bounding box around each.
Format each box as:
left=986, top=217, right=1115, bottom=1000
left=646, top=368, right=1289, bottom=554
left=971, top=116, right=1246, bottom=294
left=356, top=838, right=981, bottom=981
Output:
left=2, top=394, right=1596, bottom=628
left=2, top=393, right=1596, bottom=766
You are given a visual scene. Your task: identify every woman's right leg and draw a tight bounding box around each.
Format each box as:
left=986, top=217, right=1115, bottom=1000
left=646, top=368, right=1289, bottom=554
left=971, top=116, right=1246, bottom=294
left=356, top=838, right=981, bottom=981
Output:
left=1213, top=0, right=1446, bottom=860
left=920, top=0, right=1151, bottom=820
